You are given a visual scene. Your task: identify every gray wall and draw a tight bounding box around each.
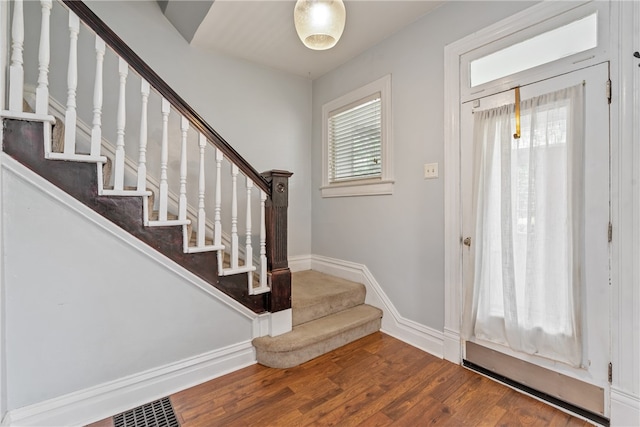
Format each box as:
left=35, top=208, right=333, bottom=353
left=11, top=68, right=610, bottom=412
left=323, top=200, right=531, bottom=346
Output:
left=32, top=0, right=313, bottom=258
left=311, top=1, right=536, bottom=330
left=2, top=168, right=252, bottom=410
left=5, top=0, right=315, bottom=411
left=160, top=0, right=213, bottom=42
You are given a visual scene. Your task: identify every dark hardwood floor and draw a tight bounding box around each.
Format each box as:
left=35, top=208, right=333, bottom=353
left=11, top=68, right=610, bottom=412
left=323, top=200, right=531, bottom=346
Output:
left=87, top=332, right=593, bottom=426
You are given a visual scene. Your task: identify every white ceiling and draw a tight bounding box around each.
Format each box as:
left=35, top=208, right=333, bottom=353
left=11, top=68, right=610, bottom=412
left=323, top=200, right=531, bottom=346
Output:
left=190, top=1, right=445, bottom=79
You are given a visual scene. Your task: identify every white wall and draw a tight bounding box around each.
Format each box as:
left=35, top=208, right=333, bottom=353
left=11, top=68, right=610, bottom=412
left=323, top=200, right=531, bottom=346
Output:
left=311, top=1, right=535, bottom=330
left=1, top=160, right=253, bottom=411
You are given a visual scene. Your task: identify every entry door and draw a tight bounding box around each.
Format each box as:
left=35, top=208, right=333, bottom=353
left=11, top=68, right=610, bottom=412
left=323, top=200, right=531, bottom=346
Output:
left=461, top=63, right=610, bottom=417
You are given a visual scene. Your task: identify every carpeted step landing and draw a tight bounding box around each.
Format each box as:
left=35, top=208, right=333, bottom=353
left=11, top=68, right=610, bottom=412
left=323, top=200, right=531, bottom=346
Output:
left=252, top=270, right=383, bottom=369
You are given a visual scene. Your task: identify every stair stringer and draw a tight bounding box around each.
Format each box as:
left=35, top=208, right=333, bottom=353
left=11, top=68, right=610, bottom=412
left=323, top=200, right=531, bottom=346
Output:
left=0, top=151, right=257, bottom=320
left=0, top=153, right=267, bottom=427
left=308, top=254, right=446, bottom=359
left=22, top=87, right=262, bottom=275
left=2, top=118, right=268, bottom=313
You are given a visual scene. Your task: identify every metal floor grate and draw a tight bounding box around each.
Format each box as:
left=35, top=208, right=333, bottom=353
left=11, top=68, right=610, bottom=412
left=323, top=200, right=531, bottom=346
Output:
left=113, top=397, right=180, bottom=427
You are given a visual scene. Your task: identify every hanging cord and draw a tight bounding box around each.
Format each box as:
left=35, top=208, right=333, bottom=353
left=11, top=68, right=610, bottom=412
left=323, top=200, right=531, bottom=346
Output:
left=513, top=86, right=521, bottom=139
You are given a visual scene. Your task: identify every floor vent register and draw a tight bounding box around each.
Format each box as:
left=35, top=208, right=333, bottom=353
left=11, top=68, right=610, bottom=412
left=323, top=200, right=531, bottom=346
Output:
left=113, top=397, right=180, bottom=427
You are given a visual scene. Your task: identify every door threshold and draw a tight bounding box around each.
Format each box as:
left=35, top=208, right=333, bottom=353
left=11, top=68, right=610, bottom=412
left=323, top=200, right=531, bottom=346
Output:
left=463, top=359, right=609, bottom=426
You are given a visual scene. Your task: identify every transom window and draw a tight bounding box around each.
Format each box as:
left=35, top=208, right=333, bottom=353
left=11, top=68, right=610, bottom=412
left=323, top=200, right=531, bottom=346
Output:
left=458, top=2, right=608, bottom=103
left=470, top=13, right=598, bottom=88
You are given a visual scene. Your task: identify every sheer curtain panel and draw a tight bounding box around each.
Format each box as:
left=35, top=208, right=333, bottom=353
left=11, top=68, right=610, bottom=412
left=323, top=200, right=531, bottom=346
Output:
left=463, top=84, right=585, bottom=367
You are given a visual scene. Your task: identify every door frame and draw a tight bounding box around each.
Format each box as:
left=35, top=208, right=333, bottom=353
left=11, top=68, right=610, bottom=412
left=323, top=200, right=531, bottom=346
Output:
left=443, top=0, right=612, bottom=363
left=442, top=0, right=634, bottom=418
left=460, top=63, right=612, bottom=420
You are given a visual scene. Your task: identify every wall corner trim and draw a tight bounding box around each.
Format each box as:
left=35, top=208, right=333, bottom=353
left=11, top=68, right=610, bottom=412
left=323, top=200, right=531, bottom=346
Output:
left=288, top=254, right=312, bottom=272
left=308, top=254, right=444, bottom=358
left=443, top=328, right=461, bottom=364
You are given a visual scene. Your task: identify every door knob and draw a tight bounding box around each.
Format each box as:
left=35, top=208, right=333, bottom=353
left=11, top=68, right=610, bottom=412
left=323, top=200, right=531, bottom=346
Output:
left=463, top=237, right=471, bottom=247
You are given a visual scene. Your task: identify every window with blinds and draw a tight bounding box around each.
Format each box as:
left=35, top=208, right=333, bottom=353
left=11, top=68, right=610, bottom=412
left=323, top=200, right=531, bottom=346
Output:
left=321, top=74, right=393, bottom=197
left=328, top=94, right=382, bottom=182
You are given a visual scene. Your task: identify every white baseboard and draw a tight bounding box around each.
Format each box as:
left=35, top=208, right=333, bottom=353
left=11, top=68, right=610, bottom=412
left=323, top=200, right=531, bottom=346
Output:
left=308, top=254, right=444, bottom=358
left=611, top=388, right=640, bottom=427
left=4, top=342, right=256, bottom=427
left=443, top=328, right=461, bottom=363
left=1, top=155, right=262, bottom=426
left=289, top=254, right=312, bottom=272
left=269, top=308, right=293, bottom=337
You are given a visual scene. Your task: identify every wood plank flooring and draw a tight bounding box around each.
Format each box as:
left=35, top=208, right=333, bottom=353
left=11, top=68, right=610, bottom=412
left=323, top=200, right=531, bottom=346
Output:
left=87, top=333, right=593, bottom=426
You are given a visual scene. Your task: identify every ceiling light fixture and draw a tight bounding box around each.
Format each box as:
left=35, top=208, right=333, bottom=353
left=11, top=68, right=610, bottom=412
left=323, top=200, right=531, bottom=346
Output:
left=294, top=0, right=346, bottom=51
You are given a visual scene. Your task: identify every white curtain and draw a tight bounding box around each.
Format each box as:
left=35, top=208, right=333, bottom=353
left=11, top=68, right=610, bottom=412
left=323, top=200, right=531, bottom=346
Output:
left=463, top=84, right=585, bottom=367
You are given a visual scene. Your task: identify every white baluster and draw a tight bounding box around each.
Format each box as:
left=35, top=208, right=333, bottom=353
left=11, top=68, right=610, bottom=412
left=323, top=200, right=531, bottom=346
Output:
left=8, top=0, right=23, bottom=112
left=137, top=80, right=149, bottom=191
left=158, top=98, right=170, bottom=221
left=35, top=0, right=52, bottom=115
left=63, top=12, right=79, bottom=154
left=214, top=148, right=223, bottom=269
left=197, top=133, right=206, bottom=247
left=90, top=37, right=105, bottom=157
left=113, top=58, right=128, bottom=190
left=245, top=179, right=254, bottom=286
left=231, top=164, right=239, bottom=269
left=259, top=190, right=267, bottom=288
left=179, top=117, right=189, bottom=222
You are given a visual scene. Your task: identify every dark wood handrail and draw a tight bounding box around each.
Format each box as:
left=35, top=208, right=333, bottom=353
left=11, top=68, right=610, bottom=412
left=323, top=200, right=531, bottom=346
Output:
left=61, top=0, right=270, bottom=194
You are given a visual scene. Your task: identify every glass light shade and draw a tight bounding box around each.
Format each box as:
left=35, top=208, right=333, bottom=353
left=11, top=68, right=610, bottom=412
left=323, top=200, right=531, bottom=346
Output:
left=294, top=0, right=346, bottom=51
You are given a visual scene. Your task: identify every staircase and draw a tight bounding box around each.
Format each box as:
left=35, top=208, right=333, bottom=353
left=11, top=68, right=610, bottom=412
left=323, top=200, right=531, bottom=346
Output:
left=1, top=0, right=294, bottom=314
left=1, top=0, right=383, bottom=371
left=253, top=270, right=383, bottom=368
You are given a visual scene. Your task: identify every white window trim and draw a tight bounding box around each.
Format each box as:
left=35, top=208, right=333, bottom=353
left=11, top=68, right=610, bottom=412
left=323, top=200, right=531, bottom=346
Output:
left=321, top=74, right=393, bottom=198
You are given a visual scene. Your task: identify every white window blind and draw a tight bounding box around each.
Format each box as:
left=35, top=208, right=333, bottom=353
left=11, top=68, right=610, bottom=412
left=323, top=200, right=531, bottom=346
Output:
left=328, top=93, right=382, bottom=182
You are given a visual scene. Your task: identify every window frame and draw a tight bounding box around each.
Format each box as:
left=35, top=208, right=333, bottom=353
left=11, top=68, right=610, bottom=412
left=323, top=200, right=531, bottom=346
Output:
left=321, top=74, right=393, bottom=198
left=459, top=2, right=609, bottom=103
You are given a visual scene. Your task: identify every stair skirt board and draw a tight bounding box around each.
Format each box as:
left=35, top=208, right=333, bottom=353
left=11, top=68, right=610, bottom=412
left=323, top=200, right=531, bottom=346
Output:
left=0, top=153, right=258, bottom=321
left=307, top=254, right=446, bottom=359
left=253, top=305, right=383, bottom=369
left=1, top=119, right=267, bottom=313
left=19, top=92, right=262, bottom=284
left=22, top=88, right=262, bottom=275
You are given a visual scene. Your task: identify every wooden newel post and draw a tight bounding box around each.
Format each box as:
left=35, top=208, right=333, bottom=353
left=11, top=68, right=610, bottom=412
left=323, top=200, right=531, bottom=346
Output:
left=262, top=169, right=293, bottom=313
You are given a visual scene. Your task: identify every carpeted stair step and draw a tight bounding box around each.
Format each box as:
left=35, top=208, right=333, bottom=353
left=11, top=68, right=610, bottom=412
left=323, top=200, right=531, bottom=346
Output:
left=252, top=304, right=383, bottom=369
left=292, top=270, right=366, bottom=326
left=149, top=210, right=179, bottom=221
left=189, top=234, right=214, bottom=247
